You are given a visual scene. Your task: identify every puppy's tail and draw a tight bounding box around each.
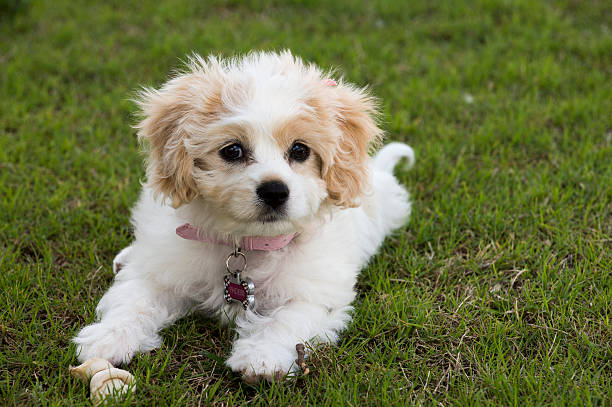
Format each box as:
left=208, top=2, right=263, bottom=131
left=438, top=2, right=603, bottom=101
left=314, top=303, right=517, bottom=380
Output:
left=373, top=142, right=415, bottom=173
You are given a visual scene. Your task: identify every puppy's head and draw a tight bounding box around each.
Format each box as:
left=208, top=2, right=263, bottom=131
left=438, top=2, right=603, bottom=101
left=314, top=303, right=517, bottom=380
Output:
left=135, top=51, right=382, bottom=233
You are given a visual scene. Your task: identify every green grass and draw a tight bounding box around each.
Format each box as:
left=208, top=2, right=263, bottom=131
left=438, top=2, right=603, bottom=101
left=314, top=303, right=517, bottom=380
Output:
left=1, top=0, right=611, bottom=405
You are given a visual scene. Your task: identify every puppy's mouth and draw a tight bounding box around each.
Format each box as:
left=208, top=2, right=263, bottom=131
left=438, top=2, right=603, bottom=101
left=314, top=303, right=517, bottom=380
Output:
left=257, top=210, right=286, bottom=223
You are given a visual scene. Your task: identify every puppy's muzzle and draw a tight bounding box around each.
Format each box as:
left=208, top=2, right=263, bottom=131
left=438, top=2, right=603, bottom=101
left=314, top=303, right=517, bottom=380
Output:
left=256, top=180, right=289, bottom=210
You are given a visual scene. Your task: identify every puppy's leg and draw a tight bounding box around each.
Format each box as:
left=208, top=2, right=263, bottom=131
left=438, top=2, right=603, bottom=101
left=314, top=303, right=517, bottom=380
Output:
left=73, top=277, right=189, bottom=365
left=225, top=301, right=351, bottom=382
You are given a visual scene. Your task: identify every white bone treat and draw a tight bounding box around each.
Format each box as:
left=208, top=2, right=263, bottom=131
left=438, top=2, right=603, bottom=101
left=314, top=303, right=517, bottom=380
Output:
left=69, top=357, right=135, bottom=405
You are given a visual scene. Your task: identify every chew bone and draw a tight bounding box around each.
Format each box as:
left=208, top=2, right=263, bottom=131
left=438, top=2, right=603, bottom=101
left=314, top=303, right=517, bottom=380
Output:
left=70, top=358, right=135, bottom=405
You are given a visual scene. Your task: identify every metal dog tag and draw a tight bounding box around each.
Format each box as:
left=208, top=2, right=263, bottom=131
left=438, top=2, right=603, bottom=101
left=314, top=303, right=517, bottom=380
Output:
left=224, top=249, right=254, bottom=309
left=224, top=272, right=255, bottom=309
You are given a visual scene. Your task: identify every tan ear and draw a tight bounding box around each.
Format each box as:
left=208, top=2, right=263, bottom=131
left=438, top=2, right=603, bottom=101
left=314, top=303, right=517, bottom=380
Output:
left=134, top=86, right=198, bottom=208
left=325, top=85, right=383, bottom=207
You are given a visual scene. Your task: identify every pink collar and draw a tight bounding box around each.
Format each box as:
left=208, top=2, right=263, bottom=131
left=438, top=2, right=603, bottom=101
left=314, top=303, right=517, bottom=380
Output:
left=176, top=223, right=295, bottom=251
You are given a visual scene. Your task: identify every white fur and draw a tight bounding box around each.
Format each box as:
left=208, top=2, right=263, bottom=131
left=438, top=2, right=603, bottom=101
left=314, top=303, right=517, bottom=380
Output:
left=73, top=52, right=413, bottom=381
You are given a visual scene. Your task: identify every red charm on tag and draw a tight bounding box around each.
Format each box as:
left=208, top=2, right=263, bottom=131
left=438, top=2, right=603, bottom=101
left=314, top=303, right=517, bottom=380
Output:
left=224, top=274, right=254, bottom=309
left=226, top=282, right=247, bottom=301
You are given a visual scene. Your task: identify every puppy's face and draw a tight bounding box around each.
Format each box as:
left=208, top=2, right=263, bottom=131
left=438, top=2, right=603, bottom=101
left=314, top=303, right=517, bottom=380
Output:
left=136, top=52, right=382, bottom=234
left=188, top=115, right=327, bottom=226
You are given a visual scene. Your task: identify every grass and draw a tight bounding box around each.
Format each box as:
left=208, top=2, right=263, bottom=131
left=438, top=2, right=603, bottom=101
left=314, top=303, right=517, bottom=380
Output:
left=1, top=0, right=611, bottom=405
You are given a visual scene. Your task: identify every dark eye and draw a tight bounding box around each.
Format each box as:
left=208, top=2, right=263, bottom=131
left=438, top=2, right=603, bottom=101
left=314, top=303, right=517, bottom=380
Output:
left=220, top=143, right=244, bottom=162
left=289, top=142, right=310, bottom=162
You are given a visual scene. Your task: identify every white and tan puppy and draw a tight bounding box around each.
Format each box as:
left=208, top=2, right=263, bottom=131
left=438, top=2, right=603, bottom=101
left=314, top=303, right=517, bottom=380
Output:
left=73, top=51, right=414, bottom=382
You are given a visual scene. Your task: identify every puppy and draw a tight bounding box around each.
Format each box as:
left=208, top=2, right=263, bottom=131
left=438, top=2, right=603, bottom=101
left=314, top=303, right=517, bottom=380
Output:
left=73, top=51, right=414, bottom=382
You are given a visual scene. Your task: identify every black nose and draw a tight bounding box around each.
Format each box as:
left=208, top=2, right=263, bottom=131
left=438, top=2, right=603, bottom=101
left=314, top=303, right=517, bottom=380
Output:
left=256, top=181, right=289, bottom=209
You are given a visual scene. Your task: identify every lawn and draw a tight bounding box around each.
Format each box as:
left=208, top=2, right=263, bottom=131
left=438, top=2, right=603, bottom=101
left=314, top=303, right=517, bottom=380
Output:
left=1, top=0, right=611, bottom=405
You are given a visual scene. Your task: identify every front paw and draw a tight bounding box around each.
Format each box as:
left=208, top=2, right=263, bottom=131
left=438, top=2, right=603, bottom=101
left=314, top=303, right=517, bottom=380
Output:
left=226, top=339, right=298, bottom=383
left=73, top=322, right=161, bottom=366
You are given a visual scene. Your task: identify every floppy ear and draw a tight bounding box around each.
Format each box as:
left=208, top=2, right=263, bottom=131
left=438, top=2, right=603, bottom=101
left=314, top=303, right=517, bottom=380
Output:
left=324, top=85, right=383, bottom=207
left=134, top=85, right=198, bottom=208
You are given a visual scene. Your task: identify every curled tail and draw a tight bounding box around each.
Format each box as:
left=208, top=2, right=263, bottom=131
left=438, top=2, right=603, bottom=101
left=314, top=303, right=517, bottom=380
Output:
left=373, top=142, right=415, bottom=173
